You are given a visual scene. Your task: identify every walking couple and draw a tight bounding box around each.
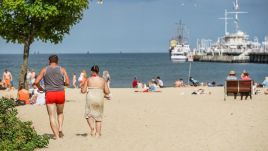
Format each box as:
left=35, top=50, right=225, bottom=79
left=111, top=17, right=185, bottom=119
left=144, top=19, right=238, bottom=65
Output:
left=34, top=55, right=110, bottom=139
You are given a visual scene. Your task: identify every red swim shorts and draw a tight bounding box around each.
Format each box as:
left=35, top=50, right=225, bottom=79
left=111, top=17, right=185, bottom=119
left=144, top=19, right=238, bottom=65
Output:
left=45, top=91, right=65, bottom=104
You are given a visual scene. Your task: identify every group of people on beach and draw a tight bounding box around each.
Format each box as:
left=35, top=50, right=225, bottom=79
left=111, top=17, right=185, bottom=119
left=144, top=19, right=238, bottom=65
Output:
left=226, top=70, right=251, bottom=81
left=72, top=69, right=111, bottom=89
left=1, top=54, right=268, bottom=140
left=0, top=55, right=110, bottom=139
left=227, top=70, right=268, bottom=96
left=26, top=69, right=37, bottom=89
left=132, top=76, right=164, bottom=92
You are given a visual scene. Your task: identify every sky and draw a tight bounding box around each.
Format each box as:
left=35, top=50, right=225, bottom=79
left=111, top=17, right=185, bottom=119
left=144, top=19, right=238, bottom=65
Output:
left=0, top=0, right=268, bottom=54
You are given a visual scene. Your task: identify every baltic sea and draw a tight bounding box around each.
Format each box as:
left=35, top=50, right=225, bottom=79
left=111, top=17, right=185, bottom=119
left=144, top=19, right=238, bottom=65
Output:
left=0, top=53, right=267, bottom=88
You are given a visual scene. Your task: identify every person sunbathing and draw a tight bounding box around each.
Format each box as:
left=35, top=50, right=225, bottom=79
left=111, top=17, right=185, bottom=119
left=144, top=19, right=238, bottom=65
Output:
left=189, top=77, right=199, bottom=86
left=17, top=86, right=30, bottom=105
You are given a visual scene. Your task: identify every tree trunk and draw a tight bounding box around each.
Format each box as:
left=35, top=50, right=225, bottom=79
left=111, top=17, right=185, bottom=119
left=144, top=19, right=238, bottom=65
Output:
left=18, top=40, right=31, bottom=89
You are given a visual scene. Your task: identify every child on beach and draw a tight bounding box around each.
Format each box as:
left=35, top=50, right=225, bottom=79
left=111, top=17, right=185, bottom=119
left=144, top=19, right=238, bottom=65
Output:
left=78, top=70, right=87, bottom=88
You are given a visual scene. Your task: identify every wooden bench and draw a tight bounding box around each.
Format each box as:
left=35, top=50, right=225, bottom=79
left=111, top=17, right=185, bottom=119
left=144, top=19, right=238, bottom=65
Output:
left=224, top=80, right=253, bottom=100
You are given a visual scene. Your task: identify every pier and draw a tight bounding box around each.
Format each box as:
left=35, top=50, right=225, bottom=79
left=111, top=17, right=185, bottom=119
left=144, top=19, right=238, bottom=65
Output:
left=195, top=55, right=249, bottom=63
left=249, top=52, right=268, bottom=63
left=191, top=0, right=268, bottom=64
left=194, top=52, right=268, bottom=64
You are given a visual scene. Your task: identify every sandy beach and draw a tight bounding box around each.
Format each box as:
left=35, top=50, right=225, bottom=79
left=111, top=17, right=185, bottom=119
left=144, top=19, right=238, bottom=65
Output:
left=9, top=87, right=268, bottom=151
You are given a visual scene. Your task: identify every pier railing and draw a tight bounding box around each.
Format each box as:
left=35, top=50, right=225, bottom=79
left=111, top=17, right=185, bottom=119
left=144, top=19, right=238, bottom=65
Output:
left=233, top=56, right=249, bottom=61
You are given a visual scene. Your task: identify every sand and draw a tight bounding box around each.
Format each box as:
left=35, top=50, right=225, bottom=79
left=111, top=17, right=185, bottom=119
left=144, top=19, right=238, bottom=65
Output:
left=12, top=87, right=268, bottom=151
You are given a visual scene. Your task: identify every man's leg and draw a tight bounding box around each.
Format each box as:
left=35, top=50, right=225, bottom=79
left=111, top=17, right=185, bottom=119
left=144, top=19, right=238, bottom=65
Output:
left=46, top=104, right=59, bottom=139
left=56, top=104, right=64, bottom=137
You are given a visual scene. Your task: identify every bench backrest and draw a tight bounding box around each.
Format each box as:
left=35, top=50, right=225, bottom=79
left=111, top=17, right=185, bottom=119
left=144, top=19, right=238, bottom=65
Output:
left=225, top=80, right=252, bottom=93
left=226, top=80, right=239, bottom=93
left=239, top=80, right=252, bottom=92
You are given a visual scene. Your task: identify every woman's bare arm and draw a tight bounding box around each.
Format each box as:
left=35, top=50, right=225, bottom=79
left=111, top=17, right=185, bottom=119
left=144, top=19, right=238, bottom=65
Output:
left=81, top=79, right=88, bottom=94
left=104, top=81, right=110, bottom=95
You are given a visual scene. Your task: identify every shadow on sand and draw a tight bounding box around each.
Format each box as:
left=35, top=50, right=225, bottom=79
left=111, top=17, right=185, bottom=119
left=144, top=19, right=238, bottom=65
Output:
left=76, top=133, right=88, bottom=137
left=43, top=133, right=55, bottom=139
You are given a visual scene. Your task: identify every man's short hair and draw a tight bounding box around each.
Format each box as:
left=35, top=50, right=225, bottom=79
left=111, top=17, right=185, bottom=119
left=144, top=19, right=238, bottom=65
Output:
left=49, top=55, right=58, bottom=64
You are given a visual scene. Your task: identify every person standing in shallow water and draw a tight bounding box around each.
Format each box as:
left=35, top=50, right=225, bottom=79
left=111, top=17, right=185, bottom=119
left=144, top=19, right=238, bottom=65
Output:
left=81, top=65, right=110, bottom=137
left=34, top=55, right=70, bottom=139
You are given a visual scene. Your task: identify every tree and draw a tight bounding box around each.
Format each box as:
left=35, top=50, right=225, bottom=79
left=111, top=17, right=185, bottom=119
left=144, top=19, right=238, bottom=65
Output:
left=0, top=0, right=88, bottom=88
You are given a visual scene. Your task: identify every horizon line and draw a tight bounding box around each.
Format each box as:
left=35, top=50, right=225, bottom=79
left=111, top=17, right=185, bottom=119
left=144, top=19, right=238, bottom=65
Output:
left=0, top=52, right=168, bottom=55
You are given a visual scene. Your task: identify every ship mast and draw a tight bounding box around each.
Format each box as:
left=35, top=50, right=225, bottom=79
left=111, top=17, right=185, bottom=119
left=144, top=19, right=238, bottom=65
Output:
left=227, top=0, right=247, bottom=32
left=175, top=20, right=188, bottom=44
left=218, top=9, right=233, bottom=35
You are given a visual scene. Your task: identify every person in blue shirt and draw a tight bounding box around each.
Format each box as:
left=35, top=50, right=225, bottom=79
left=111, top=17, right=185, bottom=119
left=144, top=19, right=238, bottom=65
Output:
left=226, top=70, right=237, bottom=80
left=262, top=77, right=268, bottom=88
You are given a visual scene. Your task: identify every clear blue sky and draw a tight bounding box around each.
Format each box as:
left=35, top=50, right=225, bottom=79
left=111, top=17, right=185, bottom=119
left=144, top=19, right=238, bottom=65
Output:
left=0, top=0, right=267, bottom=54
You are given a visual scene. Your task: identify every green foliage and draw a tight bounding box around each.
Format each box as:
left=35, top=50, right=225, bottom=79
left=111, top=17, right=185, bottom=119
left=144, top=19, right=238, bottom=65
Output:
left=0, top=97, right=49, bottom=151
left=0, top=0, right=89, bottom=44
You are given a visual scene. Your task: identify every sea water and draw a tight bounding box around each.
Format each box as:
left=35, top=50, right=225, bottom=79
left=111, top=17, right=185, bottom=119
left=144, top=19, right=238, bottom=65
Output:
left=0, top=53, right=267, bottom=88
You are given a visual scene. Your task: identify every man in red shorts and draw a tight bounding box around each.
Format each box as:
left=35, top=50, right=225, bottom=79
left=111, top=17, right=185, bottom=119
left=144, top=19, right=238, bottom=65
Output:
left=34, top=55, right=69, bottom=139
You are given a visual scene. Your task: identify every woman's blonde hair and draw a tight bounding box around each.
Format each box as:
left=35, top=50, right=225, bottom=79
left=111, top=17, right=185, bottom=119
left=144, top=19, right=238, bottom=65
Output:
left=82, top=70, right=87, bottom=78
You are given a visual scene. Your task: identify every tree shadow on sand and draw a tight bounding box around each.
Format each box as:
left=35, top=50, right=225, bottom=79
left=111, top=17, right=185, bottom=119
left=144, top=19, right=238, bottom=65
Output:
left=43, top=133, right=55, bottom=139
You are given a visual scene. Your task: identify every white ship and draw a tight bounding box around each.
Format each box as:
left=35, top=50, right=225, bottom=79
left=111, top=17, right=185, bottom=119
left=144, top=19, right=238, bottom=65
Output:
left=196, top=0, right=266, bottom=58
left=169, top=21, right=191, bottom=62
